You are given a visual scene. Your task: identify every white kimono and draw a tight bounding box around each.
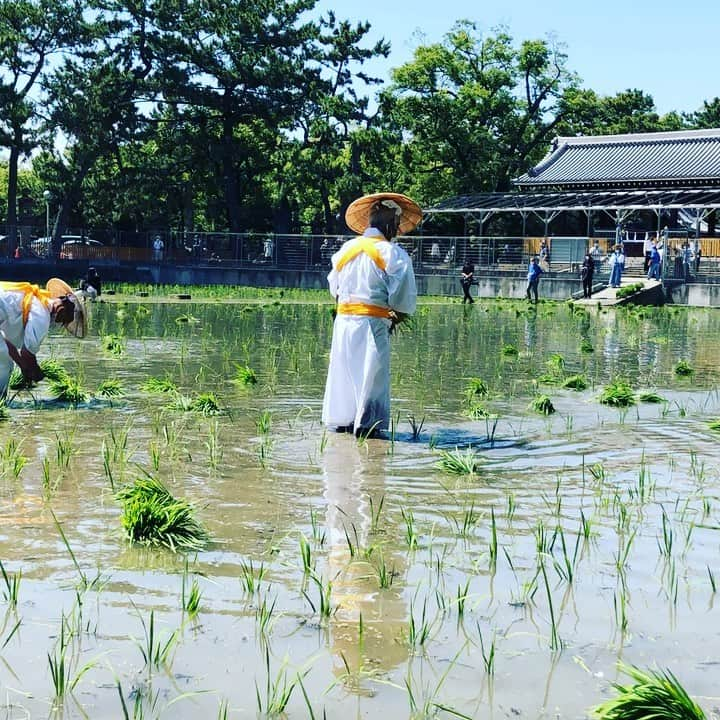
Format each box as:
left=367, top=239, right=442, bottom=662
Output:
left=0, top=288, right=51, bottom=398
left=322, top=227, right=416, bottom=432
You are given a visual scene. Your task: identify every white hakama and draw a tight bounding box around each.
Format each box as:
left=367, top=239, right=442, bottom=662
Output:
left=322, top=228, right=416, bottom=433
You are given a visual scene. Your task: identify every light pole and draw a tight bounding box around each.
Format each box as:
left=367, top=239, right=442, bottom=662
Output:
left=42, top=190, right=51, bottom=241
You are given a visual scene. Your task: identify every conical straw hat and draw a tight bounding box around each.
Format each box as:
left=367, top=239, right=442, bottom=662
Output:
left=46, top=277, right=86, bottom=338
left=345, top=192, right=422, bottom=236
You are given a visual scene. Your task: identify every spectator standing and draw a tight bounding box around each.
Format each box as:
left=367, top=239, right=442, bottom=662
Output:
left=642, top=233, right=653, bottom=273
left=460, top=260, right=475, bottom=304
left=152, top=235, right=164, bottom=262
left=682, top=242, right=692, bottom=280
left=609, top=245, right=625, bottom=288
left=539, top=239, right=550, bottom=270
left=580, top=253, right=594, bottom=298
left=692, top=239, right=702, bottom=273
left=647, top=242, right=662, bottom=280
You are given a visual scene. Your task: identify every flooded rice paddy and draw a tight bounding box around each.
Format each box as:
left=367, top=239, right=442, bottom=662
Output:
left=1, top=294, right=720, bottom=719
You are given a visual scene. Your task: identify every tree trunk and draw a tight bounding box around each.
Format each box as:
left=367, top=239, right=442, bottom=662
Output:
left=5, top=145, right=20, bottom=257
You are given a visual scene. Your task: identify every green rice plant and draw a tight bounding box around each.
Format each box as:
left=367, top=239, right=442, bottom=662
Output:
left=170, top=394, right=194, bottom=412
left=615, top=282, right=644, bottom=299
left=464, top=377, right=489, bottom=401
left=136, top=609, right=178, bottom=671
left=369, top=494, right=385, bottom=535
left=599, top=379, right=635, bottom=407
left=257, top=410, right=272, bottom=435
left=437, top=447, right=481, bottom=475
left=407, top=413, right=425, bottom=440
left=49, top=375, right=89, bottom=405
left=592, top=663, right=706, bottom=719
left=51, top=510, right=104, bottom=592
left=97, top=379, right=125, bottom=401
left=40, top=359, right=70, bottom=382
left=539, top=560, right=561, bottom=652
left=501, top=343, right=518, bottom=357
left=181, top=565, right=202, bottom=619
left=456, top=578, right=470, bottom=618
left=580, top=338, right=594, bottom=353
left=303, top=574, right=334, bottom=619
left=545, top=353, right=565, bottom=376
left=0, top=402, right=8, bottom=422
left=674, top=360, right=694, bottom=376
left=406, top=597, right=435, bottom=648
left=234, top=364, right=258, bottom=386
left=191, top=392, right=222, bottom=416
left=0, top=558, right=21, bottom=609
left=488, top=507, right=498, bottom=571
left=375, top=554, right=395, bottom=589
left=239, top=559, right=267, bottom=595
left=0, top=438, right=27, bottom=479
left=255, top=645, right=298, bottom=717
left=401, top=507, right=418, bottom=549
left=142, top=376, right=178, bottom=394
left=102, top=334, right=125, bottom=355
left=638, top=390, right=666, bottom=403
left=298, top=533, right=315, bottom=574
left=530, top=394, right=555, bottom=415
left=116, top=474, right=210, bottom=552
left=466, top=402, right=491, bottom=419
left=562, top=374, right=588, bottom=390
left=8, top=367, right=32, bottom=391
left=477, top=625, right=496, bottom=676
left=255, top=592, right=278, bottom=637
left=708, top=419, right=720, bottom=431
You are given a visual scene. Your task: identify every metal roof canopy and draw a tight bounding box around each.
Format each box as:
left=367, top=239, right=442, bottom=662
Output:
left=427, top=188, right=720, bottom=215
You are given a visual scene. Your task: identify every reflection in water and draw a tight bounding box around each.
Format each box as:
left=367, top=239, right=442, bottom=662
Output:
left=321, top=439, right=408, bottom=688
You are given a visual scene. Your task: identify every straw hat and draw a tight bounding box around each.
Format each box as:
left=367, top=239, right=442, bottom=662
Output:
left=345, top=192, right=422, bottom=236
left=46, top=277, right=86, bottom=338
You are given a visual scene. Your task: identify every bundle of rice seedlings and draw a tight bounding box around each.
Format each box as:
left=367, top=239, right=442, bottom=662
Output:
left=39, top=359, right=70, bottom=383
left=562, top=374, right=588, bottom=391
left=599, top=380, right=635, bottom=407
left=708, top=419, right=720, bottom=431
left=638, top=390, right=665, bottom=403
left=116, top=475, right=210, bottom=552
left=97, top=379, right=125, bottom=399
left=466, top=402, right=491, bottom=419
left=501, top=343, right=519, bottom=357
left=464, top=377, right=489, bottom=401
left=530, top=394, right=555, bottom=415
left=592, top=664, right=705, bottom=719
left=191, top=392, right=222, bottom=416
left=437, top=448, right=481, bottom=476
left=674, top=360, right=694, bottom=376
left=102, top=334, right=125, bottom=355
left=234, top=364, right=258, bottom=386
left=546, top=353, right=565, bottom=375
left=8, top=368, right=31, bottom=390
left=142, top=376, right=178, bottom=394
left=580, top=338, right=595, bottom=353
left=49, top=376, right=89, bottom=404
left=0, top=403, right=9, bottom=421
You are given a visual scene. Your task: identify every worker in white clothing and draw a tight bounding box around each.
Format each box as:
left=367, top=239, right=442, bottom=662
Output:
left=0, top=278, right=86, bottom=399
left=322, top=192, right=421, bottom=438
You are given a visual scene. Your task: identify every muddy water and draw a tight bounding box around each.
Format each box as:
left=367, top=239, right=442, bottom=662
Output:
left=1, top=298, right=720, bottom=719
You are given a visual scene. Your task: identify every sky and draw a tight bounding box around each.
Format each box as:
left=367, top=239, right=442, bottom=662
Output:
left=314, top=0, right=719, bottom=116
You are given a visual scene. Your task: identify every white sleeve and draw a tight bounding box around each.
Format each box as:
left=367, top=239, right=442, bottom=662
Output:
left=23, top=298, right=51, bottom=354
left=385, top=245, right=417, bottom=315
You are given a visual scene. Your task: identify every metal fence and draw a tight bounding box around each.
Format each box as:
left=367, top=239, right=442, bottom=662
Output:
left=1, top=224, right=717, bottom=279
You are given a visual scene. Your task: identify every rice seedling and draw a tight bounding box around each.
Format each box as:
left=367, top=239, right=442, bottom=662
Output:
left=97, top=379, right=125, bottom=401
left=191, top=391, right=222, bottom=416
left=257, top=409, right=272, bottom=434
left=638, top=390, right=665, bottom=403
left=49, top=375, right=89, bottom=404
left=116, top=474, right=210, bottom=552
left=401, top=507, right=418, bottom=549
left=239, top=559, right=267, bottom=595
left=181, top=563, right=202, bottom=619
left=708, top=419, right=720, bottom=431
left=539, top=560, right=561, bottom=652
left=407, top=413, right=425, bottom=440
left=501, top=343, right=518, bottom=357
left=437, top=447, right=481, bottom=475
left=0, top=402, right=8, bottom=422
left=674, top=360, right=694, bottom=376
left=303, top=574, right=334, bottom=619
left=488, top=507, right=498, bottom=571
left=530, top=394, right=555, bottom=415
left=405, top=597, right=434, bottom=648
left=592, top=663, right=706, bottom=719
left=0, top=438, right=27, bottom=479
left=580, top=338, right=594, bottom=353
left=369, top=494, right=385, bottom=535
left=599, top=379, right=635, bottom=407
left=298, top=533, right=315, bottom=574
left=102, top=334, right=125, bottom=355
left=135, top=609, right=179, bottom=671
left=256, top=592, right=278, bottom=637
left=615, top=282, right=644, bottom=299
left=477, top=624, right=496, bottom=675
left=562, top=374, right=588, bottom=390
left=142, top=376, right=178, bottom=394
left=0, top=559, right=21, bottom=609
left=464, top=377, right=489, bottom=401
left=255, top=646, right=298, bottom=717
left=375, top=554, right=396, bottom=589
left=234, top=364, right=258, bottom=386
left=466, top=402, right=491, bottom=419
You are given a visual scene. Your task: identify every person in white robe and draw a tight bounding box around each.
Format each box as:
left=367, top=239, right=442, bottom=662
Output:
left=0, top=278, right=86, bottom=399
left=322, top=192, right=421, bottom=437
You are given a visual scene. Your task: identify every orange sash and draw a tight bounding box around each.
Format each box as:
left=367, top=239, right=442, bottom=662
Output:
left=335, top=237, right=386, bottom=272
left=0, top=281, right=52, bottom=325
left=336, top=302, right=391, bottom=319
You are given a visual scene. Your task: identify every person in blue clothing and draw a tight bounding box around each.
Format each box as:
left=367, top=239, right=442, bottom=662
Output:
left=526, top=255, right=543, bottom=303
left=609, top=245, right=625, bottom=288
left=647, top=241, right=662, bottom=280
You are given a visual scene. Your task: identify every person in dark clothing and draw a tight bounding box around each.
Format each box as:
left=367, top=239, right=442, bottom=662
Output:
left=580, top=253, right=594, bottom=298
left=460, top=260, right=475, bottom=304
left=80, top=266, right=102, bottom=300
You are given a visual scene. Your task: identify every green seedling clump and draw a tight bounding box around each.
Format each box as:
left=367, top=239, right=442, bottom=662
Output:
left=49, top=376, right=89, bottom=404
left=708, top=419, right=720, bottom=431
left=501, top=344, right=519, bottom=357
left=437, top=448, right=482, bottom=476
left=142, top=376, right=178, bottom=394
left=102, top=334, right=125, bottom=355
left=674, top=360, right=694, bottom=376
left=638, top=390, right=665, bottom=403
left=592, top=663, right=706, bottom=720
left=599, top=380, right=635, bottom=407
left=464, top=377, right=489, bottom=400
left=191, top=392, right=222, bottom=416
left=615, top=282, right=645, bottom=299
left=116, top=475, right=210, bottom=552
left=562, top=374, right=588, bottom=390
left=97, top=379, right=125, bottom=398
left=530, top=394, right=555, bottom=415
left=580, top=338, right=594, bottom=353
left=234, top=364, right=258, bottom=386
